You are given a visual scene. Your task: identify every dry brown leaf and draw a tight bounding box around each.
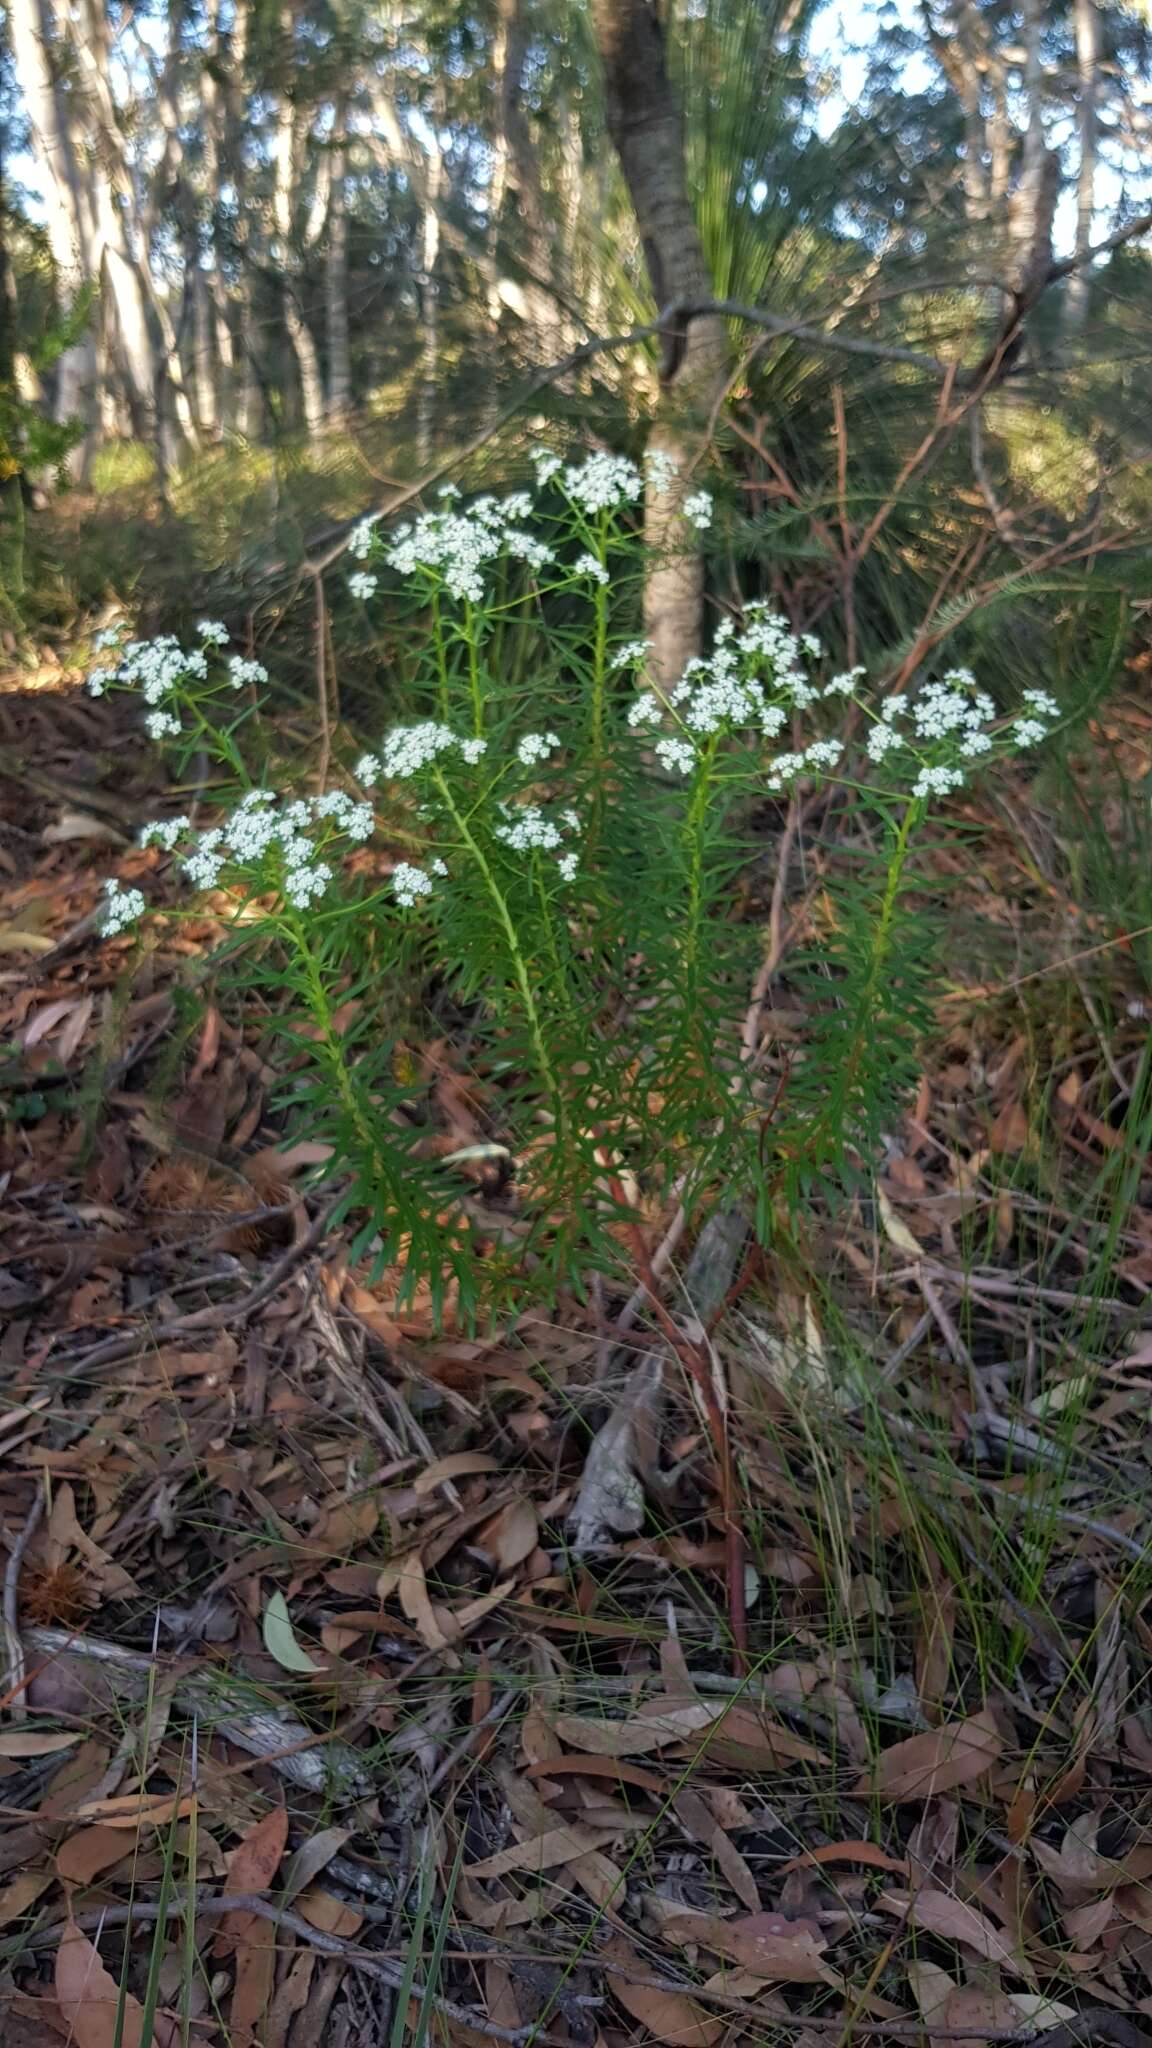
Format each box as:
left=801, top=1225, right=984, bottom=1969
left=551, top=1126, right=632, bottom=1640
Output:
left=396, top=1552, right=452, bottom=1653
left=216, top=1804, right=289, bottom=1953
left=673, top=1703, right=828, bottom=1769
left=477, top=1498, right=538, bottom=1570
left=0, top=1730, right=79, bottom=1758
left=663, top=1908, right=833, bottom=1984
left=413, top=1452, right=503, bottom=1495
left=603, top=1936, right=723, bottom=2047
left=881, top=1889, right=1022, bottom=1970
left=673, top=1789, right=760, bottom=1911
left=524, top=1755, right=667, bottom=1795
left=295, top=1886, right=364, bottom=1937
left=464, top=1822, right=614, bottom=1878
left=853, top=1709, right=1002, bottom=1800
left=0, top=1866, right=55, bottom=1927
left=57, top=1825, right=136, bottom=1885
left=55, top=1912, right=158, bottom=2048
left=778, top=1841, right=910, bottom=1875
left=229, top=1917, right=277, bottom=2047
left=1064, top=1895, right=1115, bottom=1949
left=549, top=1703, right=726, bottom=1756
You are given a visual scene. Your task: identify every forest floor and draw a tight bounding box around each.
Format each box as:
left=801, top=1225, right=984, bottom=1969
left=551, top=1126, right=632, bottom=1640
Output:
left=2, top=659, right=1152, bottom=2048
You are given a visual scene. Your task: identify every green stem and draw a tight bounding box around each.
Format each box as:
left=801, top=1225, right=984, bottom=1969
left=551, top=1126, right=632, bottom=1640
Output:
left=433, top=769, right=561, bottom=1119
left=286, top=908, right=386, bottom=1170
left=590, top=511, right=609, bottom=765
left=430, top=591, right=450, bottom=720
left=462, top=597, right=484, bottom=735
left=681, top=736, right=720, bottom=998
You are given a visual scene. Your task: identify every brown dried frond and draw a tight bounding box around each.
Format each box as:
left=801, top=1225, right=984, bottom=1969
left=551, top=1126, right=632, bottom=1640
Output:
left=21, top=1560, right=95, bottom=1627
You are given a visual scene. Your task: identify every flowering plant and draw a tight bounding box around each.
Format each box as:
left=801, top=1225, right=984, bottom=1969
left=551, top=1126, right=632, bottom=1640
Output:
left=89, top=454, right=1058, bottom=1317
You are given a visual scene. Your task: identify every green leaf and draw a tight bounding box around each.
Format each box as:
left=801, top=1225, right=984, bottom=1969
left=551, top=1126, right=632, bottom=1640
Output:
left=262, top=1591, right=324, bottom=1674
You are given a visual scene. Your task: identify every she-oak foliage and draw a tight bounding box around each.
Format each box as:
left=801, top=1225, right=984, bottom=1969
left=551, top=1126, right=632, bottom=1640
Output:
left=89, top=454, right=1057, bottom=1322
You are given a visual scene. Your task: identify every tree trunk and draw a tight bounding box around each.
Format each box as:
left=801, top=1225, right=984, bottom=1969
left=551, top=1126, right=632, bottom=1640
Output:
left=7, top=0, right=97, bottom=467
left=274, top=0, right=323, bottom=440
left=1067, top=0, right=1099, bottom=323
left=325, top=121, right=351, bottom=427
left=416, top=121, right=443, bottom=467
left=592, top=0, right=728, bottom=691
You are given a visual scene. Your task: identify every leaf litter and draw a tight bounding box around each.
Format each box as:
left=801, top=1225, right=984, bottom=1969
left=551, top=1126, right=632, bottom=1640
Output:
left=2, top=683, right=1152, bottom=2044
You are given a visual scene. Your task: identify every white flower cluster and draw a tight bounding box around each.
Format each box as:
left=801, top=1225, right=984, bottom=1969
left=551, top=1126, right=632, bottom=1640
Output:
left=766, top=740, right=844, bottom=790
left=347, top=514, right=381, bottom=559
left=138, top=815, right=190, bottom=852
left=85, top=619, right=259, bottom=740
left=562, top=451, right=643, bottom=514
left=356, top=722, right=487, bottom=786
left=383, top=494, right=554, bottom=604
left=612, top=640, right=650, bottom=670
left=493, top=800, right=580, bottom=881
left=228, top=655, right=269, bottom=689
left=858, top=671, right=1058, bottom=802
left=574, top=552, right=609, bottom=586
left=531, top=447, right=564, bottom=487
left=99, top=879, right=147, bottom=936
left=655, top=736, right=696, bottom=776
left=391, top=861, right=435, bottom=909
left=517, top=730, right=560, bottom=768
left=645, top=450, right=680, bottom=495
left=142, top=786, right=376, bottom=908
left=682, top=490, right=714, bottom=530
left=348, top=572, right=378, bottom=601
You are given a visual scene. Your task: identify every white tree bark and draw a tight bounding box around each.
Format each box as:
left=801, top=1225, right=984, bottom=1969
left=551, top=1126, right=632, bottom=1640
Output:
left=7, top=0, right=97, bottom=461
left=1067, top=0, right=1099, bottom=323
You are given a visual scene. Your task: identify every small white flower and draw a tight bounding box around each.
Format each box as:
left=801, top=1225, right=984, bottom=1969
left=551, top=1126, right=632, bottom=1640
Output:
left=766, top=751, right=807, bottom=790
left=494, top=804, right=562, bottom=852
left=92, top=627, right=124, bottom=652
left=1021, top=688, right=1059, bottom=720
left=347, top=515, right=379, bottom=559
left=1012, top=717, right=1049, bottom=747
left=517, top=730, right=561, bottom=767
left=431, top=858, right=448, bottom=876
left=644, top=449, right=680, bottom=495
left=99, top=879, right=147, bottom=935
left=866, top=722, right=900, bottom=763
left=881, top=695, right=909, bottom=723
left=562, top=451, right=642, bottom=513
left=138, top=815, right=190, bottom=852
left=960, top=730, right=993, bottom=757
left=86, top=668, right=112, bottom=696
left=561, top=808, right=580, bottom=831
left=557, top=852, right=579, bottom=881
left=460, top=736, right=488, bottom=765
left=197, top=620, right=229, bottom=645
left=391, top=860, right=435, bottom=908
left=655, top=736, right=696, bottom=776
left=355, top=752, right=382, bottom=787
left=573, top=552, right=609, bottom=586
left=803, top=739, right=842, bottom=770
left=348, top=572, right=378, bottom=601
left=182, top=830, right=226, bottom=891
left=531, top=447, right=563, bottom=486
left=227, top=655, right=268, bottom=689
left=612, top=640, right=650, bottom=670
left=437, top=483, right=461, bottom=500
left=824, top=667, right=866, bottom=697
left=761, top=705, right=788, bottom=737
left=627, top=692, right=662, bottom=729
left=682, top=489, right=714, bottom=530
left=145, top=709, right=182, bottom=739
left=284, top=861, right=334, bottom=909
left=912, top=764, right=965, bottom=799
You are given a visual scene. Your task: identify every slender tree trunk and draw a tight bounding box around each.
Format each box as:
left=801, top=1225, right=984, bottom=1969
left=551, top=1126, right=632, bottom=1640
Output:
left=592, top=0, right=728, bottom=690
left=274, top=0, right=324, bottom=439
left=1067, top=0, right=1099, bottom=323
left=416, top=120, right=443, bottom=467
left=7, top=0, right=97, bottom=468
left=325, top=117, right=351, bottom=425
